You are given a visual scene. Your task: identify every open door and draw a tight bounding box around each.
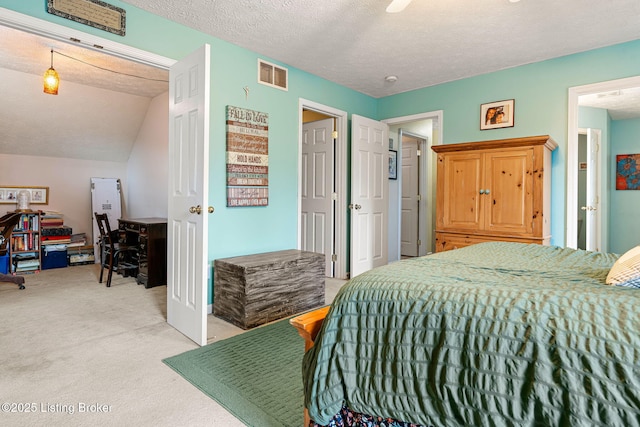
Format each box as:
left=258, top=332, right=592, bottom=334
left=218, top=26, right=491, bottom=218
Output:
left=301, top=118, right=335, bottom=277
left=584, top=128, right=600, bottom=251
left=400, top=135, right=424, bottom=257
left=350, top=114, right=389, bottom=277
left=167, top=45, right=211, bottom=346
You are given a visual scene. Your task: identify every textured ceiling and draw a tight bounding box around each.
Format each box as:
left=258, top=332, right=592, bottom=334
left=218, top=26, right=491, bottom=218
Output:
left=579, top=87, right=640, bottom=120
left=120, top=0, right=640, bottom=98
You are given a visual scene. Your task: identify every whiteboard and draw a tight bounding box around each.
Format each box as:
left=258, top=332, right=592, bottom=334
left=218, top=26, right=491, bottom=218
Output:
left=90, top=178, right=122, bottom=262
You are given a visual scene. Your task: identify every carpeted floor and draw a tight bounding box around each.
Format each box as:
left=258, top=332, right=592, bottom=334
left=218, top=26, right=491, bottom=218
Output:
left=163, top=317, right=307, bottom=427
left=0, top=263, right=344, bottom=426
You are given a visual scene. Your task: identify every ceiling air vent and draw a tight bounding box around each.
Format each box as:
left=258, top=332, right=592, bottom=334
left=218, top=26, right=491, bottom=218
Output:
left=258, top=59, right=288, bottom=91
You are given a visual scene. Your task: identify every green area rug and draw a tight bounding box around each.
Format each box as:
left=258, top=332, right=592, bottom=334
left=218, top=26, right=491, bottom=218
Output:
left=163, top=318, right=305, bottom=427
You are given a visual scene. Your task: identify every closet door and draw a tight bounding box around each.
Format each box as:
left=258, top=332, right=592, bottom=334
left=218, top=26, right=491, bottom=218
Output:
left=482, top=148, right=534, bottom=236
left=437, top=151, right=483, bottom=232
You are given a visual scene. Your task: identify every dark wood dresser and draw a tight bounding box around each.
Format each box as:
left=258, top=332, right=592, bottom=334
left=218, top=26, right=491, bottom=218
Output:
left=118, top=218, right=167, bottom=288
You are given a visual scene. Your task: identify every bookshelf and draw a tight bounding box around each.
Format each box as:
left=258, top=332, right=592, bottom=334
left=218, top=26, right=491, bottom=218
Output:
left=9, top=211, right=41, bottom=274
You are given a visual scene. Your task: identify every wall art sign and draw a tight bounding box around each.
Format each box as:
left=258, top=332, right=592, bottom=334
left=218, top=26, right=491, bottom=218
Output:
left=47, top=0, right=126, bottom=36
left=480, top=99, right=515, bottom=130
left=0, top=186, right=49, bottom=205
left=616, top=153, right=640, bottom=190
left=226, top=106, right=269, bottom=207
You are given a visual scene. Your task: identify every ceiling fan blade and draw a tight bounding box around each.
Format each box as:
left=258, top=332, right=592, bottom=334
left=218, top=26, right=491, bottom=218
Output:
left=386, top=0, right=413, bottom=13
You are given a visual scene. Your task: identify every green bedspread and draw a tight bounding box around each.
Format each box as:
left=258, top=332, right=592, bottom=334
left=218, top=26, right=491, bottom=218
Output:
left=302, top=242, right=640, bottom=426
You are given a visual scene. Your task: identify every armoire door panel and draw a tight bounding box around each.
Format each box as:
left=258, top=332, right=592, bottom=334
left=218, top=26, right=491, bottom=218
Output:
left=441, top=153, right=482, bottom=230
left=483, top=149, right=533, bottom=234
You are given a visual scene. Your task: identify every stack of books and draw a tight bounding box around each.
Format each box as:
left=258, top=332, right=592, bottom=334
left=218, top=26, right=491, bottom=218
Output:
left=13, top=254, right=39, bottom=273
left=67, top=233, right=87, bottom=248
left=40, top=211, right=63, bottom=228
left=41, top=211, right=72, bottom=247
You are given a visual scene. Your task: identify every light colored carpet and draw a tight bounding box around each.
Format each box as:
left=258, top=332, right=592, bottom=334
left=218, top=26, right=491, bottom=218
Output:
left=0, top=264, right=345, bottom=426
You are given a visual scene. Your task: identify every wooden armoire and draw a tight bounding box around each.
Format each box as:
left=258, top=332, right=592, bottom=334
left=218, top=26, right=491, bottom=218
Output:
left=432, top=135, right=558, bottom=252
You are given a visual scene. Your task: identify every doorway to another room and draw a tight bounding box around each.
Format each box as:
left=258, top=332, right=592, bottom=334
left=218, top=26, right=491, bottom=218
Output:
left=398, top=131, right=427, bottom=258
left=384, top=111, right=443, bottom=262
left=568, top=75, right=640, bottom=253
left=1, top=9, right=215, bottom=346
left=298, top=100, right=348, bottom=279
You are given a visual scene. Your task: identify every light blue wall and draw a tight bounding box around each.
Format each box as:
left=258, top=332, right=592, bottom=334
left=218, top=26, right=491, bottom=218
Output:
left=378, top=40, right=640, bottom=246
left=610, top=118, right=640, bottom=253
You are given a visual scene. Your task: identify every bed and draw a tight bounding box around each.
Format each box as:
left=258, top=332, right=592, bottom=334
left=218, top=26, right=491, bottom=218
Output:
left=291, top=242, right=640, bottom=427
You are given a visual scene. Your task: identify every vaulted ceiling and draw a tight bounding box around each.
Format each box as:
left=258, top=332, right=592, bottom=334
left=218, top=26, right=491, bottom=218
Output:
left=0, top=25, right=168, bottom=162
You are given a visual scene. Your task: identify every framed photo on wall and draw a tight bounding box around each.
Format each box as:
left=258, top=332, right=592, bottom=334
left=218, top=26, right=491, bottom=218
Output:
left=0, top=186, right=49, bottom=204
left=481, top=99, right=515, bottom=130
left=389, top=150, right=397, bottom=180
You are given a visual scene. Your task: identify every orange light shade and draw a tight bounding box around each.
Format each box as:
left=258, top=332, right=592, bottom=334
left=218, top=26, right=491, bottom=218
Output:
left=43, top=66, right=59, bottom=95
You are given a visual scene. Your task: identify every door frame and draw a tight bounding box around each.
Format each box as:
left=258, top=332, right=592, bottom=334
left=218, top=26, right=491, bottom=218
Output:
left=383, top=110, right=443, bottom=257
left=0, top=8, right=174, bottom=70
left=298, top=99, right=348, bottom=279
left=567, top=76, right=640, bottom=250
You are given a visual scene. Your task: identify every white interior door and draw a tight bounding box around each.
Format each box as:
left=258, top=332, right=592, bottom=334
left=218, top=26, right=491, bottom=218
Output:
left=301, top=118, right=334, bottom=277
left=400, top=141, right=419, bottom=257
left=350, top=114, right=388, bottom=277
left=167, top=45, right=211, bottom=346
left=585, top=128, right=600, bottom=251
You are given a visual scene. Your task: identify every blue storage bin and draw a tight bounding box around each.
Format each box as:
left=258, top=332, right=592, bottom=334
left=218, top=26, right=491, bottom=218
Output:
left=0, top=254, right=8, bottom=274
left=42, top=249, right=68, bottom=270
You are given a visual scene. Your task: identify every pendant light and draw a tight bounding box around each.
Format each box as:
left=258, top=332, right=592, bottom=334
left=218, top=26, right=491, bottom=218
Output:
left=43, top=49, right=59, bottom=95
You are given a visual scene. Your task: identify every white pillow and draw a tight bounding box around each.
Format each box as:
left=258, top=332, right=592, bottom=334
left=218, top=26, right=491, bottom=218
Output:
left=606, top=245, right=640, bottom=285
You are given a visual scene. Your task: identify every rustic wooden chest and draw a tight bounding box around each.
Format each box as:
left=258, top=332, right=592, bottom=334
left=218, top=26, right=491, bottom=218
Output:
left=213, top=249, right=325, bottom=329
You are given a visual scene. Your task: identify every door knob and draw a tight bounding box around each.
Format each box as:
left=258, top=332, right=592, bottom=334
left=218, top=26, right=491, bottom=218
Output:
left=348, top=204, right=362, bottom=210
left=189, top=205, right=202, bottom=214
left=208, top=206, right=214, bottom=214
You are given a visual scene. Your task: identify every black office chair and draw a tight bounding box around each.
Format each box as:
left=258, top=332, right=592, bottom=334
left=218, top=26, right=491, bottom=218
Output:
left=0, top=212, right=26, bottom=289
left=94, top=212, right=138, bottom=287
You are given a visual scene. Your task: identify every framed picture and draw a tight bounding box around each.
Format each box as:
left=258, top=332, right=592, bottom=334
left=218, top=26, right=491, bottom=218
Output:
left=480, top=99, right=515, bottom=130
left=0, top=186, right=49, bottom=204
left=616, top=154, right=640, bottom=190
left=389, top=150, right=397, bottom=180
